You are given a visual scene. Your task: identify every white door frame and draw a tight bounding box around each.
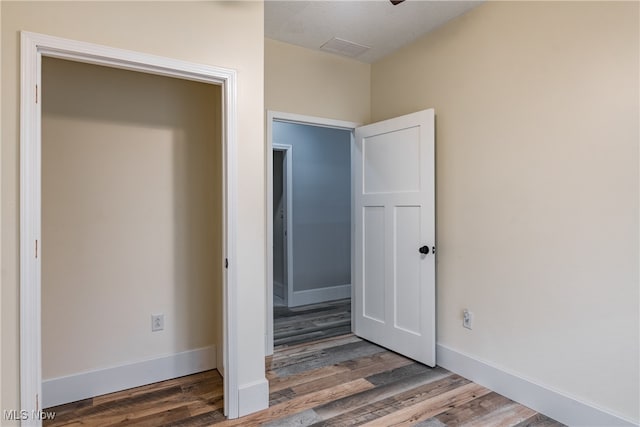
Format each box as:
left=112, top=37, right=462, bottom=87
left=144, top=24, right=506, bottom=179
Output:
left=272, top=143, right=294, bottom=308
left=20, top=31, right=240, bottom=421
left=265, top=110, right=360, bottom=356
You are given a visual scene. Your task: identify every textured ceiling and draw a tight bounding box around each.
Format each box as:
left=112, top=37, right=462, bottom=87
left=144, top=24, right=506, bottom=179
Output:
left=265, top=0, right=482, bottom=63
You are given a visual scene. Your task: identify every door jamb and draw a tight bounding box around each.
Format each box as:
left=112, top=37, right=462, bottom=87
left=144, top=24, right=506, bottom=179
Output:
left=20, top=31, right=240, bottom=420
left=265, top=110, right=360, bottom=356
left=272, top=143, right=293, bottom=308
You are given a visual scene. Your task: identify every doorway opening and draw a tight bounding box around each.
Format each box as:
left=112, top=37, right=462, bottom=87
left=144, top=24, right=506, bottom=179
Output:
left=272, top=144, right=293, bottom=308
left=40, top=57, right=223, bottom=411
left=266, top=109, right=436, bottom=368
left=20, top=31, right=241, bottom=420
left=266, top=112, right=360, bottom=355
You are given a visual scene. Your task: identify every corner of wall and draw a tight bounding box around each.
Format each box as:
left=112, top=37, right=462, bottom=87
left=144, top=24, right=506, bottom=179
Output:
left=264, top=38, right=371, bottom=124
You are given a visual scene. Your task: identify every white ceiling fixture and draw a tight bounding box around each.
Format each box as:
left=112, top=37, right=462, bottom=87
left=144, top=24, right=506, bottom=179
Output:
left=265, top=0, right=483, bottom=64
left=320, top=37, right=371, bottom=57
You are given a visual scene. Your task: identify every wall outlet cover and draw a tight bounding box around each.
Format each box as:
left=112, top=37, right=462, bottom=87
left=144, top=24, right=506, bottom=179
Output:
left=151, top=314, right=165, bottom=332
left=463, top=309, right=473, bottom=330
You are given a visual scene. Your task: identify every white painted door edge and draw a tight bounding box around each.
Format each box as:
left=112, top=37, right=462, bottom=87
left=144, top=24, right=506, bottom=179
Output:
left=265, top=110, right=360, bottom=357
left=20, top=31, right=240, bottom=422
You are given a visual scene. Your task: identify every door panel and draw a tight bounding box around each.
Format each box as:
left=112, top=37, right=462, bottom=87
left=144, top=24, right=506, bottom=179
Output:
left=363, top=126, right=421, bottom=194
left=354, top=109, right=435, bottom=367
left=394, top=206, right=421, bottom=335
left=363, top=206, right=386, bottom=323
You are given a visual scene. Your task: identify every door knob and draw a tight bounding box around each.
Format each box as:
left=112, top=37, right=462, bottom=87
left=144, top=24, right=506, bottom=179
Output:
left=419, top=246, right=429, bottom=254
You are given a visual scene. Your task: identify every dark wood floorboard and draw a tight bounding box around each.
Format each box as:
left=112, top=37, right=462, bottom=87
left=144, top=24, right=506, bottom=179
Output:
left=43, top=301, right=565, bottom=426
left=274, top=298, right=352, bottom=347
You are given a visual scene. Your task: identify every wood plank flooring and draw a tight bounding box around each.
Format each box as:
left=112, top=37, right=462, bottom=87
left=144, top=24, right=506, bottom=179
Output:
left=44, top=333, right=564, bottom=426
left=274, top=298, right=351, bottom=347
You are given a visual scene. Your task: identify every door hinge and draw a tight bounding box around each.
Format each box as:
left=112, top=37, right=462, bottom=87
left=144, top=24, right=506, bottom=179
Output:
left=36, top=393, right=39, bottom=412
left=35, top=84, right=38, bottom=104
left=225, top=258, right=228, bottom=269
left=35, top=240, right=38, bottom=259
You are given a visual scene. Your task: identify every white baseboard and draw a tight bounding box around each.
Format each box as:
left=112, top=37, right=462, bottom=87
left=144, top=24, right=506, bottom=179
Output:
left=436, top=344, right=637, bottom=427
left=238, top=378, right=269, bottom=417
left=290, top=284, right=351, bottom=307
left=42, top=345, right=216, bottom=408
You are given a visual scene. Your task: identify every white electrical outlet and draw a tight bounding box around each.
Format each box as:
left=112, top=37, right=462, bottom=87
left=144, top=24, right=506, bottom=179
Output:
left=462, top=309, right=473, bottom=330
left=151, top=314, right=164, bottom=332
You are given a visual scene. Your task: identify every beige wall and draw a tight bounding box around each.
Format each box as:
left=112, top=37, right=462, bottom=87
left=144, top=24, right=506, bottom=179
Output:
left=372, top=1, right=638, bottom=422
left=41, top=57, right=221, bottom=379
left=1, top=0, right=265, bottom=418
left=265, top=38, right=370, bottom=124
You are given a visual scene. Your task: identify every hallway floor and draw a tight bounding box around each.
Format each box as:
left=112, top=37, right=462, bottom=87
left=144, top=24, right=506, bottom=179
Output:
left=274, top=298, right=351, bottom=347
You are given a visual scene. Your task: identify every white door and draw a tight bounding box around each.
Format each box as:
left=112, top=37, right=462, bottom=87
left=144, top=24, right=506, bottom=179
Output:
left=353, top=109, right=435, bottom=366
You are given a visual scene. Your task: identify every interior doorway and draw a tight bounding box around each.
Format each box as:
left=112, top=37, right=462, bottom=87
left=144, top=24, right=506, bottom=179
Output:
left=272, top=145, right=292, bottom=308
left=266, top=109, right=436, bottom=367
left=266, top=112, right=360, bottom=355
left=20, top=31, right=241, bottom=420
left=40, top=56, right=222, bottom=409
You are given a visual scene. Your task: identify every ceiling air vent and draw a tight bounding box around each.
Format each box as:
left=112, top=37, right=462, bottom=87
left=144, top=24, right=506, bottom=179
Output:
left=320, top=37, right=370, bottom=58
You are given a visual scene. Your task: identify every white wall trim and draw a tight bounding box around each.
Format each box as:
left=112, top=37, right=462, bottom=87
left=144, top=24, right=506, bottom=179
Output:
left=265, top=111, right=360, bottom=357
left=42, top=346, right=216, bottom=409
left=20, top=31, right=241, bottom=423
left=291, top=284, right=352, bottom=308
left=270, top=111, right=361, bottom=131
left=437, top=344, right=638, bottom=427
left=238, top=378, right=270, bottom=417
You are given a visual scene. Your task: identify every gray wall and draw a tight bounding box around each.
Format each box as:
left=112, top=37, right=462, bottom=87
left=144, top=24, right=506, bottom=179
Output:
left=273, top=121, right=351, bottom=292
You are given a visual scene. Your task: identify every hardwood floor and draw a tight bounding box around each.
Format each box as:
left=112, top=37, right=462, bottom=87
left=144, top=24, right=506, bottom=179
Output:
left=274, top=298, right=351, bottom=347
left=44, top=370, right=224, bottom=426
left=44, top=333, right=564, bottom=426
